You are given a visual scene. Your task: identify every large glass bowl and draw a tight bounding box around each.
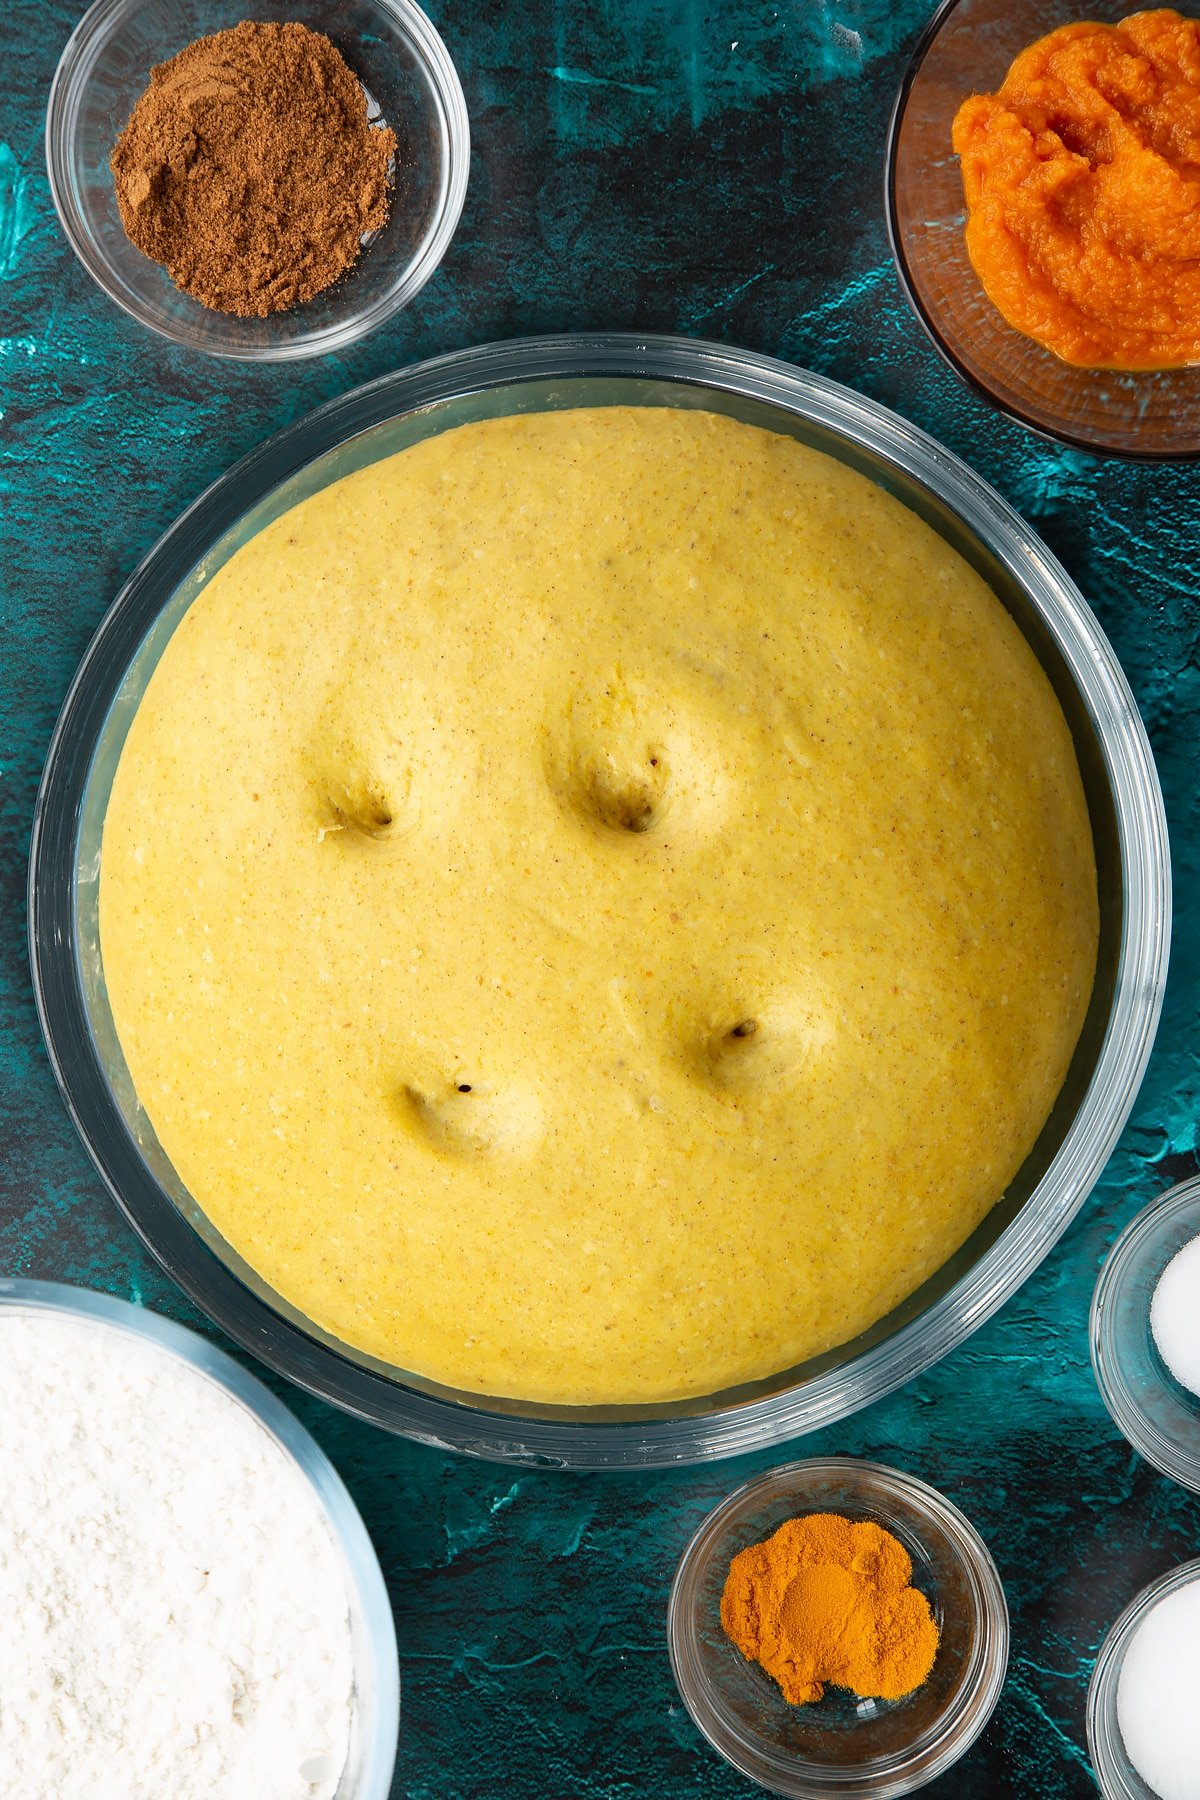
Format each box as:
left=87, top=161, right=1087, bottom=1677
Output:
left=0, top=1278, right=399, bottom=1799
left=28, top=334, right=1170, bottom=1467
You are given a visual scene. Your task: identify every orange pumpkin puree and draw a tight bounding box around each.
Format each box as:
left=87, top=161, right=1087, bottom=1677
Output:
left=953, top=10, right=1200, bottom=369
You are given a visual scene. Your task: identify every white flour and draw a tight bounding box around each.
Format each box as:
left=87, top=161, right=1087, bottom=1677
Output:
left=0, top=1309, right=355, bottom=1800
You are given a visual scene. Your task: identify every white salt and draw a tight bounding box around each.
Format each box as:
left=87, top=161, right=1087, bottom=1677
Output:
left=1151, top=1234, right=1200, bottom=1397
left=1118, top=1580, right=1200, bottom=1800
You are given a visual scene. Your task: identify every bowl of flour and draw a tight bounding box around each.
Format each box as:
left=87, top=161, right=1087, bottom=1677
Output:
left=0, top=1280, right=398, bottom=1800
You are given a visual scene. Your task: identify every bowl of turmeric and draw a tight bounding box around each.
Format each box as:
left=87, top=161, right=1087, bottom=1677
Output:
left=668, top=1458, right=1009, bottom=1797
left=886, top=0, right=1200, bottom=458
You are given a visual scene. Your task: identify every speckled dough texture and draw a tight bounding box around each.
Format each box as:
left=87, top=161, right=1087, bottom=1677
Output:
left=98, top=406, right=1097, bottom=1404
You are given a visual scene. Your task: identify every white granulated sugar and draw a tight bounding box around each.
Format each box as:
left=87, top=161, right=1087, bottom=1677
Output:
left=1151, top=1233, right=1200, bottom=1398
left=1118, top=1580, right=1200, bottom=1800
left=0, top=1310, right=354, bottom=1800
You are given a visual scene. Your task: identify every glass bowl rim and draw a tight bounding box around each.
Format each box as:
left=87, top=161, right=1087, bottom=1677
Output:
left=0, top=1275, right=400, bottom=1799
left=28, top=330, right=1171, bottom=1467
left=666, top=1455, right=1010, bottom=1797
left=44, top=0, right=471, bottom=363
left=1086, top=1553, right=1200, bottom=1800
left=1090, top=1174, right=1200, bottom=1493
left=883, top=0, right=1200, bottom=464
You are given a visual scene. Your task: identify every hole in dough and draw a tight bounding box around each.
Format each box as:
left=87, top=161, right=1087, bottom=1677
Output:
left=581, top=749, right=670, bottom=834
left=398, top=1077, right=544, bottom=1160
left=544, top=670, right=731, bottom=843
left=687, top=996, right=831, bottom=1096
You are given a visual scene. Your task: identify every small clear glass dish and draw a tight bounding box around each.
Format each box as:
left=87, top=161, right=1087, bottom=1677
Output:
left=0, top=1278, right=400, bottom=1799
left=45, top=0, right=469, bottom=360
left=668, top=1458, right=1008, bottom=1798
left=1087, top=1557, right=1200, bottom=1800
left=1091, top=1176, right=1200, bottom=1493
left=885, top=0, right=1200, bottom=459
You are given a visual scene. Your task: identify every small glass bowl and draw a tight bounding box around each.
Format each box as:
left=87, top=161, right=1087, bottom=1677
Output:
left=45, top=0, right=469, bottom=360
left=667, top=1458, right=1008, bottom=1797
left=1087, top=1557, right=1200, bottom=1800
left=1091, top=1176, right=1200, bottom=1494
left=885, top=0, right=1200, bottom=459
left=0, top=1278, right=400, bottom=1799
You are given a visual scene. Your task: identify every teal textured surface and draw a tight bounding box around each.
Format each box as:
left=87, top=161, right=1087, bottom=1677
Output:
left=2, top=1, right=1199, bottom=1794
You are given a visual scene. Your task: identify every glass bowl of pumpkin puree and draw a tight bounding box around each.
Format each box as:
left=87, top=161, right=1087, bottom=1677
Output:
left=668, top=1458, right=1009, bottom=1796
left=887, top=0, right=1200, bottom=458
left=29, top=335, right=1169, bottom=1467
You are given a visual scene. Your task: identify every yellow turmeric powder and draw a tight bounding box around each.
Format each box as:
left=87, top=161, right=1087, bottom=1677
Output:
left=720, top=1513, right=939, bottom=1705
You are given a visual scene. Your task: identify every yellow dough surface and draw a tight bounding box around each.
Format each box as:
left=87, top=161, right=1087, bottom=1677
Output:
left=99, top=408, right=1098, bottom=1404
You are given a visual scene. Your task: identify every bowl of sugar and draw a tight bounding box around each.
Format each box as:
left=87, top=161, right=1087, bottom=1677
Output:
left=1091, top=1174, right=1200, bottom=1494
left=1088, top=1557, right=1200, bottom=1800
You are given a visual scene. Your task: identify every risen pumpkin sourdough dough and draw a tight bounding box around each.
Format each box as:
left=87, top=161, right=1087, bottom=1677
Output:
left=99, top=408, right=1098, bottom=1404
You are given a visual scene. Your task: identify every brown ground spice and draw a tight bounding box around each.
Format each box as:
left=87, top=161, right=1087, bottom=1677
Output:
left=110, top=21, right=397, bottom=318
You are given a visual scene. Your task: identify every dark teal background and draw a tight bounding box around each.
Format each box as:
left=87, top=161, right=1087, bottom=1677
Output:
left=3, top=2, right=1199, bottom=1793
